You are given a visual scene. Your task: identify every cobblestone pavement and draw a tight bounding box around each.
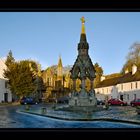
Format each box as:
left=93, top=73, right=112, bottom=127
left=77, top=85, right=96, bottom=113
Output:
left=1, top=104, right=140, bottom=128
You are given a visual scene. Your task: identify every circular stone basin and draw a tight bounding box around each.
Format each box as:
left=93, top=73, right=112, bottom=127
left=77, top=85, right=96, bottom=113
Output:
left=55, top=105, right=107, bottom=113
left=18, top=110, right=140, bottom=128
left=19, top=105, right=140, bottom=127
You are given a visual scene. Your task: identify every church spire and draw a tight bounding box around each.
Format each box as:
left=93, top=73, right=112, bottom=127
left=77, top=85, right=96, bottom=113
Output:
left=58, top=55, right=62, bottom=68
left=57, top=55, right=63, bottom=81
left=80, top=16, right=87, bottom=43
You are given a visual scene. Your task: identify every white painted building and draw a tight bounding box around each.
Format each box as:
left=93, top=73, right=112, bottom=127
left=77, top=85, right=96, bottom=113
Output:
left=0, top=58, right=12, bottom=103
left=95, top=64, right=140, bottom=104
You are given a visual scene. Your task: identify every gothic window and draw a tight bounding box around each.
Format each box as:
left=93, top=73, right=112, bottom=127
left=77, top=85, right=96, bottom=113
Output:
left=50, top=78, right=52, bottom=86
left=47, top=78, right=50, bottom=86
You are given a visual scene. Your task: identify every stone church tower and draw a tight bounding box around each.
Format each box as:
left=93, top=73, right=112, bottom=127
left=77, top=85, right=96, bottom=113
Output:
left=55, top=55, right=63, bottom=90
left=57, top=55, right=63, bottom=81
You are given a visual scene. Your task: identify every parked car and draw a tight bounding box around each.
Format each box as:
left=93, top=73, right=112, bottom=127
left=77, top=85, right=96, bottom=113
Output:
left=20, top=97, right=39, bottom=105
left=48, top=98, right=56, bottom=103
left=130, top=99, right=140, bottom=107
left=108, top=98, right=127, bottom=106
left=57, top=96, right=69, bottom=104
left=97, top=99, right=105, bottom=105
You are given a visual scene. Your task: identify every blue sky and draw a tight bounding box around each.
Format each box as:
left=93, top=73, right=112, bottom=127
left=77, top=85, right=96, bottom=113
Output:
left=0, top=12, right=140, bottom=75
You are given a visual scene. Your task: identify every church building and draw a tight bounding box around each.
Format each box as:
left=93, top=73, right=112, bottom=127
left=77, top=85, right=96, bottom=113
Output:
left=42, top=56, right=72, bottom=99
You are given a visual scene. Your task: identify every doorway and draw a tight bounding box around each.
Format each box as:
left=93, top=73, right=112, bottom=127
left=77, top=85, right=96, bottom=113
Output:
left=133, top=94, right=136, bottom=100
left=120, top=95, right=123, bottom=101
left=4, top=93, right=8, bottom=102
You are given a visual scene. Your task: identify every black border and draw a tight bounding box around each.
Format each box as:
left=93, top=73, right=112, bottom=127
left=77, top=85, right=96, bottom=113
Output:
left=0, top=128, right=140, bottom=138
left=1, top=0, right=140, bottom=138
left=0, top=1, right=140, bottom=11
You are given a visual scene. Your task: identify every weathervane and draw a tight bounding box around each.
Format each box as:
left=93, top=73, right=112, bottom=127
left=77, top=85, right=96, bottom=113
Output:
left=81, top=17, right=85, bottom=24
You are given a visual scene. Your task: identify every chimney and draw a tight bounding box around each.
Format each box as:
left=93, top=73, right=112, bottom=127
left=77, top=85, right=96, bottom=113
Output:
left=100, top=76, right=105, bottom=81
left=132, top=64, right=137, bottom=75
left=125, top=68, right=129, bottom=74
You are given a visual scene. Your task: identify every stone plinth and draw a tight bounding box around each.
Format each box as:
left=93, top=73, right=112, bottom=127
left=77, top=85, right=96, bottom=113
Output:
left=69, top=90, right=97, bottom=107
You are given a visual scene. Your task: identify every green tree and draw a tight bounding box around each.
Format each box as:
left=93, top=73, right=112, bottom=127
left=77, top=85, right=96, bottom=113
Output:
left=5, top=50, right=15, bottom=67
left=121, top=42, right=140, bottom=74
left=94, top=63, right=103, bottom=87
left=4, top=58, right=39, bottom=98
left=32, top=63, right=44, bottom=101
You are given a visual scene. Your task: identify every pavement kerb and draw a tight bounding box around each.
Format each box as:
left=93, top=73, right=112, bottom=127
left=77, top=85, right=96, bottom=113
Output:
left=18, top=110, right=140, bottom=125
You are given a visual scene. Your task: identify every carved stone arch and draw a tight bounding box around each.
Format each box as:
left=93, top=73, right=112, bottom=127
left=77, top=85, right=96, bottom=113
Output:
left=79, top=65, right=86, bottom=79
left=71, top=65, right=80, bottom=79
left=87, top=65, right=96, bottom=80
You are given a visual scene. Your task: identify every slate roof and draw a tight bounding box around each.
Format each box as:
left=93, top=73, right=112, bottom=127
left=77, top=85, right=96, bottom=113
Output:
left=96, top=71, right=140, bottom=88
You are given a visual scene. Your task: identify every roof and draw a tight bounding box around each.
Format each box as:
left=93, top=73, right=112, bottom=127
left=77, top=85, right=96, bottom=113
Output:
left=96, top=71, right=140, bottom=88
left=58, top=56, right=63, bottom=68
left=96, top=76, right=120, bottom=88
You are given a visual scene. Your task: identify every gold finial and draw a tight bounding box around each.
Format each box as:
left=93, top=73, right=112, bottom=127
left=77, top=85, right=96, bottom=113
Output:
left=80, top=17, right=86, bottom=34
left=81, top=16, right=85, bottom=24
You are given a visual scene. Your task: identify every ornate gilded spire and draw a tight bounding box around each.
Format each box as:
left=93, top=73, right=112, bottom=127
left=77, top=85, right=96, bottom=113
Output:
left=79, top=16, right=87, bottom=43
left=81, top=16, right=86, bottom=34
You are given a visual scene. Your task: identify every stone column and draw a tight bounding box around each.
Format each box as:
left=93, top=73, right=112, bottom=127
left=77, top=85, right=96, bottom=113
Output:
left=73, top=79, right=76, bottom=91
left=90, top=80, right=93, bottom=90
left=90, top=79, right=95, bottom=96
left=81, top=79, right=85, bottom=89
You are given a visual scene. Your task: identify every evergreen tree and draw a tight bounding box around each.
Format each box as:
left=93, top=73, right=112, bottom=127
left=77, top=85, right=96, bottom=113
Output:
left=5, top=50, right=15, bottom=67
left=4, top=57, right=40, bottom=98
left=33, top=63, right=44, bottom=101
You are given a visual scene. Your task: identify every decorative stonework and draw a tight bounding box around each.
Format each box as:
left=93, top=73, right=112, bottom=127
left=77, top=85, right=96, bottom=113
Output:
left=69, top=17, right=97, bottom=108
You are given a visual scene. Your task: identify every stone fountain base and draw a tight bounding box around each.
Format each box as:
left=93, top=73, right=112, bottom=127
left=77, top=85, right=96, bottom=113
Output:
left=56, top=105, right=104, bottom=113
left=69, top=89, right=97, bottom=108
